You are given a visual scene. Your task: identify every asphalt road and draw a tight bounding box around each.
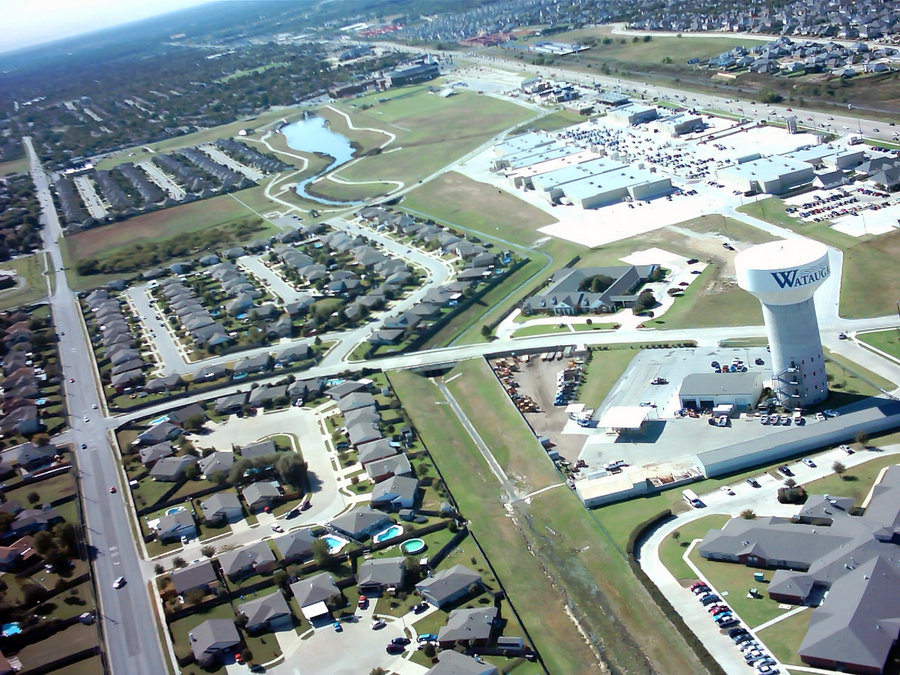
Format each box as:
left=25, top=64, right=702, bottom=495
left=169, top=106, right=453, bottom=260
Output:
left=25, top=137, right=168, bottom=675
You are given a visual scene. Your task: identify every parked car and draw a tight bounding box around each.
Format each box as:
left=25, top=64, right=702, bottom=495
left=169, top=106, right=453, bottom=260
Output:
left=417, top=633, right=438, bottom=643
left=413, top=602, right=429, bottom=614
left=777, top=465, right=793, bottom=477
left=728, top=627, right=748, bottom=638
left=815, top=412, right=826, bottom=421
left=371, top=619, right=386, bottom=630
left=700, top=594, right=721, bottom=606
left=391, top=637, right=411, bottom=646
left=840, top=444, right=853, bottom=454
left=332, top=621, right=342, bottom=632
left=358, top=595, right=368, bottom=609
left=802, top=458, right=816, bottom=468
left=717, top=618, right=739, bottom=628
left=720, top=486, right=735, bottom=496
left=691, top=585, right=710, bottom=595
left=746, top=478, right=760, bottom=488
left=386, top=643, right=405, bottom=655
left=823, top=409, right=840, bottom=417
left=689, top=581, right=707, bottom=591
left=271, top=524, right=283, bottom=533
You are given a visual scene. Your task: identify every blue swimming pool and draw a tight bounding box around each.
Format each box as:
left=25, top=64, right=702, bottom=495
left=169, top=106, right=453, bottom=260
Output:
left=1, top=623, right=20, bottom=637
left=165, top=506, right=185, bottom=516
left=150, top=414, right=170, bottom=426
left=323, top=535, right=347, bottom=553
left=374, top=525, right=403, bottom=544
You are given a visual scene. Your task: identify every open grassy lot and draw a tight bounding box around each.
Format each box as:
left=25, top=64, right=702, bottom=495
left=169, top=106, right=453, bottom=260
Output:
left=513, top=108, right=587, bottom=133
left=658, top=514, right=729, bottom=582
left=445, top=358, right=562, bottom=491
left=390, top=369, right=710, bottom=675
left=311, top=89, right=534, bottom=198
left=858, top=328, right=900, bottom=361
left=803, top=453, right=900, bottom=506
left=755, top=609, right=813, bottom=664
left=688, top=546, right=789, bottom=628
left=306, top=176, right=398, bottom=203
left=0, top=252, right=48, bottom=310
left=16, top=622, right=100, bottom=671
left=0, top=154, right=28, bottom=176
left=825, top=347, right=896, bottom=393
left=512, top=322, right=617, bottom=337
left=577, top=348, right=638, bottom=408
left=739, top=198, right=900, bottom=318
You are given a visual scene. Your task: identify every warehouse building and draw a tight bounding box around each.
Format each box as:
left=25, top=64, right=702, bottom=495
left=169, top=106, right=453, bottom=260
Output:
left=697, top=399, right=900, bottom=477
left=506, top=150, right=598, bottom=188
left=656, top=113, right=705, bottom=137
left=782, top=145, right=866, bottom=171
left=553, top=167, right=673, bottom=208
left=716, top=156, right=815, bottom=195
left=678, top=372, right=763, bottom=411
left=528, top=156, right=625, bottom=193
left=383, top=60, right=440, bottom=87
left=607, top=103, right=659, bottom=126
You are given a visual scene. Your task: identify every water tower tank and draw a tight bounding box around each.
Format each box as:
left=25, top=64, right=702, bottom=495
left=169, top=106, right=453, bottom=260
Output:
left=735, top=240, right=830, bottom=408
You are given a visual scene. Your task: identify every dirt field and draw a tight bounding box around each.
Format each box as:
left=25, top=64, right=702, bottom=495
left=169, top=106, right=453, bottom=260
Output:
left=489, top=354, right=586, bottom=462
left=15, top=623, right=99, bottom=670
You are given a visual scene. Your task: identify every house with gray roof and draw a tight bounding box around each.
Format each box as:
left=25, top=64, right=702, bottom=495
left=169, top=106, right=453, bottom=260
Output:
left=357, top=557, right=406, bottom=594
left=344, top=407, right=381, bottom=429
left=416, top=564, right=483, bottom=608
left=138, top=442, right=174, bottom=467
left=155, top=510, right=196, bottom=542
left=522, top=265, right=657, bottom=316
left=189, top=619, right=241, bottom=667
left=365, top=453, right=412, bottom=483
left=218, top=541, right=277, bottom=579
left=135, top=421, right=181, bottom=446
left=348, top=422, right=382, bottom=448
left=338, top=392, right=376, bottom=414
left=438, top=606, right=499, bottom=648
left=241, top=481, right=281, bottom=512
left=699, top=465, right=900, bottom=673
left=425, top=650, right=498, bottom=675
left=214, top=392, right=247, bottom=415
left=171, top=559, right=218, bottom=595
left=199, top=492, right=243, bottom=524
left=237, top=590, right=293, bottom=632
left=289, top=572, right=340, bottom=609
left=327, top=507, right=391, bottom=540
left=326, top=380, right=368, bottom=400
left=239, top=439, right=278, bottom=460
left=371, top=475, right=419, bottom=511
left=198, top=451, right=234, bottom=479
left=150, top=455, right=196, bottom=482
left=274, top=529, right=317, bottom=563
left=358, top=439, right=399, bottom=468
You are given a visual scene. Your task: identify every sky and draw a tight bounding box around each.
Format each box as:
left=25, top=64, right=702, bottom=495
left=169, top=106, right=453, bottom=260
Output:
left=0, top=0, right=212, bottom=53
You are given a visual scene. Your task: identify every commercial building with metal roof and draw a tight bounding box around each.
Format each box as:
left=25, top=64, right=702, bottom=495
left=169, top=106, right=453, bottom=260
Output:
left=717, top=155, right=815, bottom=194
left=678, top=372, right=764, bottom=410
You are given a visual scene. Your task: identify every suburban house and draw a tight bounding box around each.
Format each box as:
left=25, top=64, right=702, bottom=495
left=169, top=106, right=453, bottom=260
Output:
left=3, top=507, right=63, bottom=541
left=327, top=507, right=392, bottom=541
left=289, top=572, right=340, bottom=610
left=6, top=442, right=59, bottom=470
left=219, top=541, right=277, bottom=579
left=347, top=422, right=382, bottom=448
left=522, top=265, right=659, bottom=316
left=356, top=557, right=406, bottom=595
left=237, top=591, right=293, bottom=632
left=326, top=379, right=368, bottom=401
left=199, top=492, right=243, bottom=524
left=338, top=392, right=377, bottom=414
left=371, top=475, right=419, bottom=511
left=425, top=650, right=499, bottom=675
left=189, top=619, right=241, bottom=668
left=198, top=451, right=234, bottom=479
left=155, top=510, right=196, bottom=542
left=241, top=481, right=281, bottom=512
left=149, top=455, right=197, bottom=482
left=239, top=440, right=278, bottom=460
left=416, top=564, right=484, bottom=608
left=135, top=421, right=181, bottom=446
left=274, top=530, right=317, bottom=564
left=138, top=442, right=175, bottom=467
left=365, top=453, right=412, bottom=482
left=171, top=560, right=219, bottom=595
left=437, top=607, right=500, bottom=649
left=214, top=392, right=247, bottom=415
left=699, top=466, right=900, bottom=674
left=357, top=438, right=399, bottom=468
left=167, top=403, right=207, bottom=427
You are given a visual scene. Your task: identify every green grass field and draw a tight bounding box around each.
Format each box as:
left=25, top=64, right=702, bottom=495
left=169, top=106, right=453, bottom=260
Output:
left=512, top=322, right=617, bottom=337
left=739, top=199, right=900, bottom=319
left=658, top=515, right=729, bottom=582
left=389, top=369, right=710, bottom=675
left=803, top=453, right=900, bottom=506
left=857, top=328, right=900, bottom=361
left=755, top=609, right=813, bottom=665
left=512, top=108, right=587, bottom=133
left=825, top=347, right=896, bottom=394
left=0, top=253, right=48, bottom=310
left=308, top=89, right=534, bottom=199
left=0, top=155, right=28, bottom=176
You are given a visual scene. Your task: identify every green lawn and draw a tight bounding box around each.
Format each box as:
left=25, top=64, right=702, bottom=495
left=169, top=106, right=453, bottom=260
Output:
left=688, top=546, right=789, bottom=628
left=513, top=108, right=587, bottom=133
left=803, top=454, right=900, bottom=506
left=512, top=322, right=617, bottom=337
left=444, top=359, right=561, bottom=492
left=0, top=253, right=49, bottom=310
left=857, top=328, right=900, bottom=361
left=390, top=370, right=709, bottom=675
left=576, top=348, right=638, bottom=409
left=825, top=347, right=896, bottom=394
left=0, top=154, right=28, bottom=176
left=755, top=609, right=813, bottom=664
left=739, top=199, right=900, bottom=318
left=658, top=515, right=729, bottom=582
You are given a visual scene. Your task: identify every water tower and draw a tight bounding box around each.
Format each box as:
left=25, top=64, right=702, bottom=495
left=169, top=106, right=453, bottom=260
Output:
left=735, top=239, right=831, bottom=408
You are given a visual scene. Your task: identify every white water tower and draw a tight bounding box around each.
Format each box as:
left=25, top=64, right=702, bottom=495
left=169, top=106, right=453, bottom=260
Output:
left=735, top=240, right=830, bottom=408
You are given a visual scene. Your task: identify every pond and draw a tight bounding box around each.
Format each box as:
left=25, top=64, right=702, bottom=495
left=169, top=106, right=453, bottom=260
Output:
left=280, top=115, right=361, bottom=205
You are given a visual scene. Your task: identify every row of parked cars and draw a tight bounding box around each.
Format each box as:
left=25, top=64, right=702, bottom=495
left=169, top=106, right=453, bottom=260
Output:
left=690, top=582, right=779, bottom=674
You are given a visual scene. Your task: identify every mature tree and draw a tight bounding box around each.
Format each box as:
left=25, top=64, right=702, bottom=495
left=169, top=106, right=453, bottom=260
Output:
left=172, top=556, right=187, bottom=569
left=201, top=545, right=216, bottom=558
left=855, top=430, right=868, bottom=447
left=671, top=530, right=681, bottom=544
left=276, top=453, right=308, bottom=489
left=740, top=509, right=756, bottom=520
left=311, top=538, right=331, bottom=566
left=832, top=461, right=847, bottom=479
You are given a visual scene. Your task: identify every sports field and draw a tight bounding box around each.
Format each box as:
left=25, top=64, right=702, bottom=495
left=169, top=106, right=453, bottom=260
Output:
left=390, top=366, right=711, bottom=675
left=0, top=155, right=28, bottom=176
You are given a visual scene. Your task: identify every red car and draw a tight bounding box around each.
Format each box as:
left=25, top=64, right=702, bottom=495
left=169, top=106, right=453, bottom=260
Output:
left=109, top=486, right=117, bottom=494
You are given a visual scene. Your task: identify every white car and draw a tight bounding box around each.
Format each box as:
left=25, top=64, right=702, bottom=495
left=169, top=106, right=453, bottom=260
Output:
left=720, top=486, right=735, bottom=496
left=815, top=412, right=825, bottom=421
left=271, top=524, right=284, bottom=533
left=802, top=458, right=816, bottom=468
left=113, top=576, right=126, bottom=589
left=839, top=444, right=854, bottom=454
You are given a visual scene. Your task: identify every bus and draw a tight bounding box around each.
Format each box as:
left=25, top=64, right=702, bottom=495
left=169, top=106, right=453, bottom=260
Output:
left=683, top=489, right=702, bottom=508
